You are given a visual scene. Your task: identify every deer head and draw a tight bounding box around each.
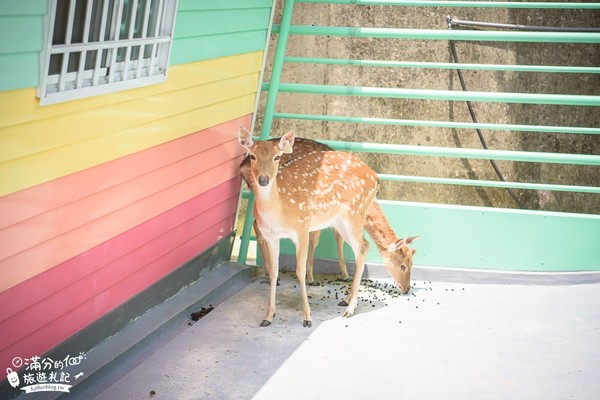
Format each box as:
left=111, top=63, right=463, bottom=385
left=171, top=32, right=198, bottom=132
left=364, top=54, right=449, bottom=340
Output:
left=384, top=236, right=418, bottom=294
left=238, top=127, right=294, bottom=188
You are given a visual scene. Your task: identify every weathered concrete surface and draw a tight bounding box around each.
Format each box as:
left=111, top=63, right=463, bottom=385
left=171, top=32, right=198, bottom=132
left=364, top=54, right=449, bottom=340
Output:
left=252, top=1, right=600, bottom=214
left=92, top=271, right=600, bottom=400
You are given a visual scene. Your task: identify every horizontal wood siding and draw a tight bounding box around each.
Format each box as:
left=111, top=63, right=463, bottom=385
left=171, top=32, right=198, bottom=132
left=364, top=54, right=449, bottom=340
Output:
left=0, top=0, right=46, bottom=91
left=0, top=178, right=240, bottom=371
left=0, top=0, right=274, bottom=375
left=0, top=53, right=262, bottom=196
left=0, top=118, right=248, bottom=292
left=171, top=1, right=273, bottom=64
left=0, top=0, right=273, bottom=91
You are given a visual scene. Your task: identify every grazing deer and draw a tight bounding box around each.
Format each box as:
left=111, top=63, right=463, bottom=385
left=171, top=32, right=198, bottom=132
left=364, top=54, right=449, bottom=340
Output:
left=239, top=128, right=382, bottom=327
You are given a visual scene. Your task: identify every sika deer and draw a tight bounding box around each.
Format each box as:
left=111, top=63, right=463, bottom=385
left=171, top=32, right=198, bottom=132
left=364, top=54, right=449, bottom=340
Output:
left=240, top=134, right=350, bottom=283
left=239, top=128, right=379, bottom=327
left=240, top=133, right=418, bottom=294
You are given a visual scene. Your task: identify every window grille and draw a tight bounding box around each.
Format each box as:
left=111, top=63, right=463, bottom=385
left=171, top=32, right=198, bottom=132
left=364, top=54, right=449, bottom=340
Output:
left=37, top=0, right=178, bottom=105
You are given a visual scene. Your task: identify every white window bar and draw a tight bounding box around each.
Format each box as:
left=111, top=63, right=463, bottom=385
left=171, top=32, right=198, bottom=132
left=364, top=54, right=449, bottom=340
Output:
left=38, top=0, right=178, bottom=105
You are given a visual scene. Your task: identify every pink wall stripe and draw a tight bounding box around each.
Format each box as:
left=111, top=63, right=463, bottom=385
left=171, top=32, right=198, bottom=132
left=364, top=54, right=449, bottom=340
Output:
left=0, top=183, right=240, bottom=370
left=0, top=118, right=249, bottom=292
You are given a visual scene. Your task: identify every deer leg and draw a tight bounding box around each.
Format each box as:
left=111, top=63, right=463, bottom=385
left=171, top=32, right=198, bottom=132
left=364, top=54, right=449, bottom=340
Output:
left=342, top=236, right=369, bottom=318
left=307, top=230, right=321, bottom=286
left=260, top=237, right=279, bottom=327
left=333, top=229, right=349, bottom=281
left=255, top=221, right=279, bottom=286
left=295, top=233, right=313, bottom=327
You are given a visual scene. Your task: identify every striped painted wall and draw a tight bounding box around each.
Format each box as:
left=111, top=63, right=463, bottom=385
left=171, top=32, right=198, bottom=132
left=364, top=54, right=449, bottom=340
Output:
left=0, top=0, right=273, bottom=374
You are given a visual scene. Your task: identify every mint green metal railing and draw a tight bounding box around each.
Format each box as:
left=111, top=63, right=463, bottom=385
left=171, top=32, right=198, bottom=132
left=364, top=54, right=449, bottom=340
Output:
left=263, top=82, right=600, bottom=106
left=284, top=57, right=600, bottom=74
left=297, top=0, right=600, bottom=8
left=237, top=0, right=600, bottom=265
left=272, top=25, right=600, bottom=43
left=273, top=113, right=600, bottom=135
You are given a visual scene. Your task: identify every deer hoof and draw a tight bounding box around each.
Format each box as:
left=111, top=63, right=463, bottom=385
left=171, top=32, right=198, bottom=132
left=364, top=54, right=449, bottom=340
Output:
left=303, top=320, right=312, bottom=328
left=337, top=277, right=351, bottom=282
left=307, top=281, right=321, bottom=287
left=259, top=320, right=272, bottom=327
left=338, top=300, right=348, bottom=307
left=342, top=309, right=354, bottom=318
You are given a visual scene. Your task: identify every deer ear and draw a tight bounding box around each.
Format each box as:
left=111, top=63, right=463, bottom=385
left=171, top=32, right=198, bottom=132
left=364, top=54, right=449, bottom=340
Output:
left=388, top=239, right=405, bottom=252
left=405, top=236, right=420, bottom=245
left=279, top=130, right=295, bottom=154
left=238, top=126, right=253, bottom=150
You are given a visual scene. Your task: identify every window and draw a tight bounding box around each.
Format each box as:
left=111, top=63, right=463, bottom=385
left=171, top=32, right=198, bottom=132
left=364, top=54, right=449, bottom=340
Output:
left=37, top=0, right=178, bottom=105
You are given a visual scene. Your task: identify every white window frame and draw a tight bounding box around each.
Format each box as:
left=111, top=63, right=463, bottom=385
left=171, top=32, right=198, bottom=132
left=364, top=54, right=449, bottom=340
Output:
left=37, top=0, right=178, bottom=106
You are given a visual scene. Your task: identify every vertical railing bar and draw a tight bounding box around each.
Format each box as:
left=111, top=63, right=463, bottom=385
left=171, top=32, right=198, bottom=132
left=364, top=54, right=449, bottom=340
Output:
left=260, top=0, right=296, bottom=139
left=234, top=0, right=278, bottom=264
left=122, top=0, right=138, bottom=81
left=76, top=0, right=94, bottom=89
left=149, top=0, right=165, bottom=76
left=93, top=0, right=110, bottom=85
left=108, top=0, right=125, bottom=83
left=82, top=0, right=93, bottom=43
left=58, top=0, right=77, bottom=92
left=136, top=0, right=152, bottom=78
left=238, top=0, right=297, bottom=265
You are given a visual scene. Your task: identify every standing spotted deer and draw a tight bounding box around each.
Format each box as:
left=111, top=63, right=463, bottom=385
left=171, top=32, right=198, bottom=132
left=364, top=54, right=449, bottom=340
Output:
left=240, top=134, right=418, bottom=291
left=240, top=129, right=380, bottom=327
left=239, top=128, right=418, bottom=327
left=240, top=136, right=350, bottom=284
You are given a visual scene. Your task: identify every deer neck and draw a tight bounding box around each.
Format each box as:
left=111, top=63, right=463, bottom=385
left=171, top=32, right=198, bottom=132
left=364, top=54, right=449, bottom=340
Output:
left=253, top=176, right=283, bottom=215
left=364, top=201, right=398, bottom=255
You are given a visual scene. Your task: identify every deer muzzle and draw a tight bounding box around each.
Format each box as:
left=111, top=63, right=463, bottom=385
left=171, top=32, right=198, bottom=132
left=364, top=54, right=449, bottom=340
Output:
left=258, top=175, right=270, bottom=187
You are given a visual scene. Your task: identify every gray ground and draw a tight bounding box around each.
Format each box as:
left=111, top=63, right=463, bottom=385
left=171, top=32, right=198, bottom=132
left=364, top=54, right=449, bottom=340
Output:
left=92, top=271, right=600, bottom=400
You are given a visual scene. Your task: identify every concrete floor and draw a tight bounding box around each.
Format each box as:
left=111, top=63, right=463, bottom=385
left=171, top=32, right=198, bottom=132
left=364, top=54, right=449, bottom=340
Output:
left=91, top=269, right=600, bottom=400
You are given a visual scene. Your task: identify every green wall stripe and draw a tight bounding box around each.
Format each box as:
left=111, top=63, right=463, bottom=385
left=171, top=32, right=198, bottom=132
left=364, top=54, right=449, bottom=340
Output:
left=0, top=0, right=47, bottom=15
left=170, top=30, right=269, bottom=65
left=174, top=8, right=272, bottom=38
left=0, top=1, right=274, bottom=91
left=0, top=16, right=43, bottom=54
left=178, top=0, right=273, bottom=11
left=0, top=52, right=39, bottom=90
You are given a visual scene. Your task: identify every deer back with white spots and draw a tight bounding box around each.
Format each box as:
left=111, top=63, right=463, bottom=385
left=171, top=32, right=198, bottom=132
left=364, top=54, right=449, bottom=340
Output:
left=239, top=128, right=380, bottom=327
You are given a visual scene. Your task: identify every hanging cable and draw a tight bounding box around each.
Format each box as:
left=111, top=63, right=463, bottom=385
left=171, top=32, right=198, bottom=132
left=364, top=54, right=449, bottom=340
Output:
left=447, top=15, right=599, bottom=209
left=447, top=41, right=526, bottom=208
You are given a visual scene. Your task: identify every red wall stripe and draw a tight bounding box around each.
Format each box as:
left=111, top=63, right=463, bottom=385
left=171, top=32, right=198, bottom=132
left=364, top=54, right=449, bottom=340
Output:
left=0, top=182, right=240, bottom=370
left=0, top=178, right=241, bottom=322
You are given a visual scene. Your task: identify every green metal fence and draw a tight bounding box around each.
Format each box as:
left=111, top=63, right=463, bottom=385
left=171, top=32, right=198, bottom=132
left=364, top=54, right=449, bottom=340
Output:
left=238, top=0, right=600, bottom=272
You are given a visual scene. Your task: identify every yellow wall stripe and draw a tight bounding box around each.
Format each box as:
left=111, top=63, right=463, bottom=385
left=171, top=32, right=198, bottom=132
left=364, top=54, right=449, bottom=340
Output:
left=1, top=94, right=255, bottom=197
left=0, top=51, right=263, bottom=129
left=0, top=52, right=263, bottom=197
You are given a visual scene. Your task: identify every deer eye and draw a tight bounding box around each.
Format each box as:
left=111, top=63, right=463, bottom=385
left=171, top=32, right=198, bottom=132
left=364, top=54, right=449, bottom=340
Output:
left=274, top=155, right=281, bottom=162
left=249, top=154, right=256, bottom=161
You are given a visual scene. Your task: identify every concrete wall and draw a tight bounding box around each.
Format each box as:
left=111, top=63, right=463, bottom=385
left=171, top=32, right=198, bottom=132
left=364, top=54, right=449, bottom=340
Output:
left=255, top=1, right=599, bottom=214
